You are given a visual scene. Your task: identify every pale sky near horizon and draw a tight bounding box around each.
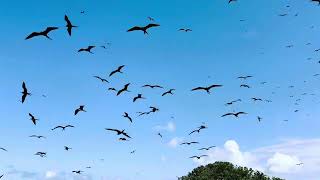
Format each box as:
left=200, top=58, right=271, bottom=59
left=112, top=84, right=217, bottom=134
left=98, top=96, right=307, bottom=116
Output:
left=0, top=0, right=320, bottom=179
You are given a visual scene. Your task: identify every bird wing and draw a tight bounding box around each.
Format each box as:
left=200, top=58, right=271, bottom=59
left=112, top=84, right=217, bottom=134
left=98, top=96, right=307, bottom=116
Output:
left=65, top=15, right=71, bottom=26
left=22, top=82, right=27, bottom=92
left=74, top=109, right=80, bottom=115
left=122, top=132, right=131, bottom=138
left=25, top=32, right=40, bottom=40
left=221, top=113, right=233, bottom=117
left=191, top=87, right=205, bottom=91
left=29, top=113, right=34, bottom=119
left=145, top=23, right=160, bottom=29
left=44, top=27, right=59, bottom=33
left=208, top=84, right=223, bottom=89
left=66, top=125, right=74, bottom=128
left=127, top=26, right=143, bottom=32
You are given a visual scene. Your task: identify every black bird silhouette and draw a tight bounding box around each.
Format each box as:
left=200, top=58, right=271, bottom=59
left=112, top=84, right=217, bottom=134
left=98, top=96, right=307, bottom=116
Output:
left=190, top=155, right=208, bottom=159
left=133, top=94, right=145, bottom=102
left=29, top=135, right=46, bottom=139
left=108, top=87, right=117, bottom=91
left=189, top=125, right=207, bottom=135
left=312, top=0, right=320, bottom=4
left=65, top=15, right=77, bottom=36
left=162, top=89, right=175, bottom=96
left=51, top=125, right=74, bottom=131
left=25, top=27, right=58, bottom=40
left=237, top=76, right=253, bottom=80
left=191, top=84, right=223, bottom=94
left=0, top=147, right=7, bottom=152
left=117, top=83, right=130, bottom=96
left=78, top=46, right=95, bottom=54
left=296, top=163, right=304, bottom=166
left=127, top=23, right=160, bottom=34
left=225, top=99, right=241, bottom=106
left=35, top=152, right=46, bottom=157
left=0, top=174, right=3, bottom=178
left=123, top=112, right=133, bottom=123
left=75, top=105, right=86, bottom=115
left=64, top=146, right=72, bottom=151
left=29, top=113, right=39, bottom=125
left=279, top=14, right=288, bottom=17
left=72, top=170, right=83, bottom=174
left=149, top=106, right=159, bottom=113
left=105, top=128, right=131, bottom=138
left=252, top=98, right=263, bottom=101
left=147, top=16, right=155, bottom=21
left=21, top=82, right=31, bottom=103
left=119, top=137, right=129, bottom=141
left=257, top=116, right=262, bottom=122
left=180, top=141, right=199, bottom=145
left=221, top=112, right=247, bottom=118
left=109, top=65, right=125, bottom=77
left=240, top=84, right=251, bottom=88
left=198, top=146, right=216, bottom=151
left=93, top=76, right=109, bottom=83
left=142, top=84, right=163, bottom=89
left=157, top=133, right=163, bottom=138
left=179, top=28, right=192, bottom=32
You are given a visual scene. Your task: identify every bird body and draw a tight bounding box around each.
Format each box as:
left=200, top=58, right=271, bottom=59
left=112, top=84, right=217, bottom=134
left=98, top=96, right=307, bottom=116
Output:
left=75, top=105, right=86, bottom=115
left=21, top=82, right=31, bottom=103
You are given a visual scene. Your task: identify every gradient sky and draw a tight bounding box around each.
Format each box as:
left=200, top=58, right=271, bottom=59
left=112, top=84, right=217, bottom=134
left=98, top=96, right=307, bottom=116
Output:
left=0, top=0, right=320, bottom=179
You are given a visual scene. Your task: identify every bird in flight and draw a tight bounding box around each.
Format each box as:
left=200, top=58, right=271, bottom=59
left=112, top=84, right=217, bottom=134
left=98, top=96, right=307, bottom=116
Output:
left=147, top=16, right=155, bottom=21
left=0, top=175, right=3, bottom=178
left=240, top=84, right=251, bottom=88
left=29, top=135, right=46, bottom=139
left=35, top=152, right=46, bottom=157
left=252, top=97, right=263, bottom=101
left=133, top=94, right=145, bottom=102
left=117, top=83, right=130, bottom=96
left=142, top=84, right=163, bottom=89
left=72, top=170, right=83, bottom=174
left=198, top=146, right=216, bottom=151
left=29, top=113, right=39, bottom=125
left=109, top=65, right=125, bottom=77
left=191, top=84, right=223, bottom=94
left=65, top=15, right=77, bottom=36
left=237, top=75, right=253, bottom=80
left=105, top=128, right=132, bottom=139
left=189, top=125, right=207, bottom=135
left=93, top=76, right=109, bottom=83
left=221, top=112, right=247, bottom=118
left=179, top=28, right=192, bottom=32
left=108, top=87, right=117, bottom=92
left=127, top=23, right=160, bottom=34
left=51, top=125, right=74, bottom=131
left=123, top=112, right=133, bottom=123
left=21, top=82, right=31, bottom=103
left=0, top=147, right=7, bottom=152
left=190, top=155, right=208, bottom=159
left=78, top=46, right=95, bottom=54
left=157, top=132, right=163, bottom=138
left=225, top=99, right=241, bottom=106
left=181, top=141, right=199, bottom=146
left=25, top=27, right=59, bottom=40
left=162, top=89, right=175, bottom=96
left=279, top=13, right=288, bottom=17
left=75, top=105, right=86, bottom=115
left=257, top=116, right=262, bottom=122
left=64, top=146, right=72, bottom=151
left=130, top=150, right=136, bottom=154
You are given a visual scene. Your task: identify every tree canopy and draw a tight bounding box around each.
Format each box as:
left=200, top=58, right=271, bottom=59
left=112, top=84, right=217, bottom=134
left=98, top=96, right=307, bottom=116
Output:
left=179, top=161, right=284, bottom=180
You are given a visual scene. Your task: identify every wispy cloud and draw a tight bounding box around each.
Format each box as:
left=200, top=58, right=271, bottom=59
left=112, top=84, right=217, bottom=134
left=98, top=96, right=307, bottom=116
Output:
left=154, top=122, right=176, bottom=132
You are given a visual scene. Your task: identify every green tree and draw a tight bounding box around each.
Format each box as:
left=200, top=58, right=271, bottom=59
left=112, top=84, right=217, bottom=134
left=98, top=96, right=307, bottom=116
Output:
left=179, top=161, right=284, bottom=180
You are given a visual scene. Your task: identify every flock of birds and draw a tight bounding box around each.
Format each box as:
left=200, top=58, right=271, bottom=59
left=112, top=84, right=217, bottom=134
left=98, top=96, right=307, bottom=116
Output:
left=1, top=0, right=320, bottom=179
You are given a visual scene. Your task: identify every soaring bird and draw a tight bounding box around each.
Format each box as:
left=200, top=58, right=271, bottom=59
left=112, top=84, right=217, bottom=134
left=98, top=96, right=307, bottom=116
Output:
left=133, top=94, right=145, bottom=102
left=0, top=147, right=7, bottom=152
left=252, top=98, right=263, bottom=101
left=109, top=65, right=125, bottom=77
left=21, top=82, right=31, bottom=103
left=35, top=152, right=46, bottom=157
left=108, top=87, right=117, bottom=91
left=221, top=112, right=247, bottom=118
left=105, top=128, right=131, bottom=139
left=78, top=46, right=95, bottom=53
left=130, top=150, right=136, bottom=154
left=25, top=27, right=59, bottom=40
left=149, top=106, right=159, bottom=113
left=180, top=142, right=199, bottom=146
left=123, top=112, right=133, bottom=123
left=190, top=155, right=208, bottom=159
left=65, top=15, right=77, bottom=36
left=191, top=84, right=223, bottom=94
left=198, top=146, right=216, bottom=151
left=179, top=28, right=192, bottom=32
left=51, top=125, right=74, bottom=131
left=29, top=113, right=39, bottom=125
left=127, top=23, right=160, bottom=34
left=257, top=116, right=262, bottom=122
left=237, top=75, right=252, bottom=80
left=162, top=89, right=175, bottom=96
left=93, top=76, right=109, bottom=83
left=157, top=133, right=163, bottom=138
left=0, top=175, right=3, bottom=178
left=142, top=84, right=163, bottom=89
left=117, top=83, right=130, bottom=96
left=189, top=125, right=207, bottom=135
left=72, top=170, right=83, bottom=174
left=240, top=84, right=251, bottom=88
left=29, top=135, right=46, bottom=139
left=279, top=13, right=288, bottom=17
left=64, top=146, right=72, bottom=151
left=225, top=99, right=241, bottom=106
left=75, top=105, right=86, bottom=115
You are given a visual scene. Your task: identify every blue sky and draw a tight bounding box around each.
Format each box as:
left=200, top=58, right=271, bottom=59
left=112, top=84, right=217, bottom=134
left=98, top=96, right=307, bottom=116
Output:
left=0, top=0, right=320, bottom=179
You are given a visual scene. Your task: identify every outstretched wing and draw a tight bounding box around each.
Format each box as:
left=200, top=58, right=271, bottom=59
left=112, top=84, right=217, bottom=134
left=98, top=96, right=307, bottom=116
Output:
left=208, top=84, right=223, bottom=89
left=191, top=87, right=205, bottom=91
left=145, top=23, right=160, bottom=29
left=127, top=26, right=143, bottom=32
left=25, top=32, right=40, bottom=40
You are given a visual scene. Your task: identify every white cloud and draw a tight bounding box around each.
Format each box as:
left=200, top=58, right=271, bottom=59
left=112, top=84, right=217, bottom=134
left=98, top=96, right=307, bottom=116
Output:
left=45, top=171, right=57, bottom=179
left=154, top=122, right=176, bottom=132
left=194, top=138, right=320, bottom=180
left=167, top=137, right=183, bottom=148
